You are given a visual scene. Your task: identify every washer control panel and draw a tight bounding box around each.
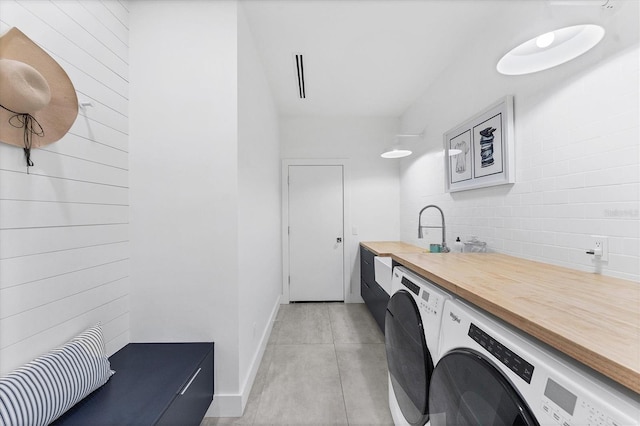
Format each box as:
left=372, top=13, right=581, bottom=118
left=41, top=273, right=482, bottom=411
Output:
left=468, top=323, right=535, bottom=384
left=540, top=378, right=631, bottom=426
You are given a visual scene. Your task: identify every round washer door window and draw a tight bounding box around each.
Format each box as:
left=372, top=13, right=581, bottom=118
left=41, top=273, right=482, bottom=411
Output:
left=385, top=289, right=433, bottom=426
left=429, top=349, right=539, bottom=426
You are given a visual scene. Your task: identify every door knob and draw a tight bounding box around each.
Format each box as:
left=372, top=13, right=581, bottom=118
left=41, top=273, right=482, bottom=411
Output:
left=336, top=237, right=342, bottom=243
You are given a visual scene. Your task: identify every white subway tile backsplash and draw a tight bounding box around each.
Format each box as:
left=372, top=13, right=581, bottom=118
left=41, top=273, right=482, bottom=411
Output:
left=606, top=219, right=640, bottom=238
left=606, top=126, right=640, bottom=151
left=566, top=250, right=596, bottom=272
left=543, top=191, right=569, bottom=205
left=567, top=186, right=602, bottom=204
left=511, top=229, right=531, bottom=242
left=542, top=245, right=569, bottom=263
left=602, top=146, right=639, bottom=169
left=549, top=204, right=586, bottom=219
left=587, top=202, right=639, bottom=219
left=503, top=240, right=523, bottom=254
left=500, top=218, right=521, bottom=233
left=520, top=218, right=543, bottom=231
left=493, top=228, right=512, bottom=241
left=542, top=161, right=569, bottom=178
left=603, top=108, right=640, bottom=134
left=585, top=165, right=639, bottom=187
left=531, top=177, right=556, bottom=193
left=608, top=254, right=640, bottom=277
left=622, top=238, right=640, bottom=257
left=555, top=174, right=586, bottom=190
left=559, top=234, right=591, bottom=253
left=563, top=218, right=606, bottom=236
left=495, top=206, right=513, bottom=217
left=488, top=217, right=505, bottom=229
left=521, top=243, right=543, bottom=258
left=520, top=192, right=544, bottom=205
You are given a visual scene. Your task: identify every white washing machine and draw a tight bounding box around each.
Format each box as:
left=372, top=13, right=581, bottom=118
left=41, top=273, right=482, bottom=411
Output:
left=385, top=266, right=453, bottom=426
left=430, top=299, right=640, bottom=426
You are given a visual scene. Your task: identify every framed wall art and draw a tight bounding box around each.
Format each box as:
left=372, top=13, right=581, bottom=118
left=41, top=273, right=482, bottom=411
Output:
left=444, top=96, right=515, bottom=192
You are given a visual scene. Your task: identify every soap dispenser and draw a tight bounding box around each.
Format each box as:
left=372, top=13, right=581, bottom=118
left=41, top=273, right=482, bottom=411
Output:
left=454, top=237, right=464, bottom=253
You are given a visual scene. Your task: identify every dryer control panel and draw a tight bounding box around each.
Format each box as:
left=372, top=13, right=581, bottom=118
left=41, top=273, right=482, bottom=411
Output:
left=414, top=285, right=443, bottom=317
left=400, top=275, right=444, bottom=317
left=397, top=270, right=452, bottom=352
left=419, top=287, right=443, bottom=317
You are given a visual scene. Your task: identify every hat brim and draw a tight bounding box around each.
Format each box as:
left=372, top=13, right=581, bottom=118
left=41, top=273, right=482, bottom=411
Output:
left=0, top=27, right=78, bottom=148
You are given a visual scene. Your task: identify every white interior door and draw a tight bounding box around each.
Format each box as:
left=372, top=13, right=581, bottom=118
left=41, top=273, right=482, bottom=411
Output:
left=288, top=165, right=344, bottom=301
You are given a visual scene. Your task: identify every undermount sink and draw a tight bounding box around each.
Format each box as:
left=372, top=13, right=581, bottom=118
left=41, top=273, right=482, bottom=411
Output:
left=374, top=256, right=393, bottom=295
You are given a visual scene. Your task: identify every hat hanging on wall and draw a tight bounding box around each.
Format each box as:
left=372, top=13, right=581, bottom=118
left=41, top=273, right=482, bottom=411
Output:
left=0, top=27, right=78, bottom=169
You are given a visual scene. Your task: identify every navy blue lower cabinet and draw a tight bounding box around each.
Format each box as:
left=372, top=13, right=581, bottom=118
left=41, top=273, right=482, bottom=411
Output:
left=53, top=342, right=214, bottom=426
left=360, top=246, right=389, bottom=333
left=157, top=347, right=214, bottom=425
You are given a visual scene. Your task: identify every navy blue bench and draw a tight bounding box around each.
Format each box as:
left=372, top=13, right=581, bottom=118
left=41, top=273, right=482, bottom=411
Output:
left=52, top=342, right=214, bottom=426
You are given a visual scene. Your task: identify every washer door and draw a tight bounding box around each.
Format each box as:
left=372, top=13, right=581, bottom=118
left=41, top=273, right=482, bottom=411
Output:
left=385, top=289, right=433, bottom=426
left=429, top=349, right=539, bottom=426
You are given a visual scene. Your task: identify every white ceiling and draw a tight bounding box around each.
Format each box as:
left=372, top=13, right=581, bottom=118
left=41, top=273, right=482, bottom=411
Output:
left=241, top=0, right=627, bottom=118
left=241, top=0, right=503, bottom=117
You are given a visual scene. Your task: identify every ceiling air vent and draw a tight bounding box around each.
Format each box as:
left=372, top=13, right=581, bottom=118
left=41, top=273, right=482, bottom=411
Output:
left=294, top=53, right=306, bottom=99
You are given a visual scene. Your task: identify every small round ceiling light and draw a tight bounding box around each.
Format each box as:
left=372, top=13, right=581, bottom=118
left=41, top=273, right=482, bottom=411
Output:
left=497, top=24, right=605, bottom=75
left=381, top=131, right=423, bottom=159
left=381, top=148, right=412, bottom=159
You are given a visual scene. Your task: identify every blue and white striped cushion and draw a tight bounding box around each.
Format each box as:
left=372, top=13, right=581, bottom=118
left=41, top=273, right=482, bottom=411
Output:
left=0, top=324, right=114, bottom=426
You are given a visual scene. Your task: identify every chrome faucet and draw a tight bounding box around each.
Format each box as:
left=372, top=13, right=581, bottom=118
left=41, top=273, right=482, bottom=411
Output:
left=418, top=204, right=450, bottom=253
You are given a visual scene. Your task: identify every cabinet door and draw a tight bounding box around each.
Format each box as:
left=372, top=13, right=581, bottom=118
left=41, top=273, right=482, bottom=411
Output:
left=156, top=349, right=214, bottom=426
left=361, top=278, right=375, bottom=309
left=371, top=282, right=390, bottom=333
left=360, top=246, right=375, bottom=286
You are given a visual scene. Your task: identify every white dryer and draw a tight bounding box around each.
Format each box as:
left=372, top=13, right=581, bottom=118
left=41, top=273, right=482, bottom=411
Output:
left=385, top=266, right=453, bottom=426
left=430, top=299, right=640, bottom=426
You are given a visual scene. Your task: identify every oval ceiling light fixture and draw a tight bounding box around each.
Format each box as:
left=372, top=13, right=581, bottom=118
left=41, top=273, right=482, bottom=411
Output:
left=381, top=148, right=412, bottom=159
left=497, top=24, right=605, bottom=75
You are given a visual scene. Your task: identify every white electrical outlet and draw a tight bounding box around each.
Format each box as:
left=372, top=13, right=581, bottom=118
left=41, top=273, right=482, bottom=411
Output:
left=590, top=235, right=609, bottom=261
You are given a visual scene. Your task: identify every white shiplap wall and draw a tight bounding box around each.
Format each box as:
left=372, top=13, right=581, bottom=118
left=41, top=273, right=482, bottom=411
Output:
left=0, top=0, right=129, bottom=374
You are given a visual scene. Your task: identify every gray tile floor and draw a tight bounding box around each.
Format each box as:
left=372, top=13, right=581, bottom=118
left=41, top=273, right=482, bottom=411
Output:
left=203, top=303, right=393, bottom=426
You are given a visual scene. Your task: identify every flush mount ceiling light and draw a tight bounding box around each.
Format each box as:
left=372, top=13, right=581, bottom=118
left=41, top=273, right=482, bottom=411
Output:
left=380, top=132, right=424, bottom=159
left=497, top=24, right=605, bottom=75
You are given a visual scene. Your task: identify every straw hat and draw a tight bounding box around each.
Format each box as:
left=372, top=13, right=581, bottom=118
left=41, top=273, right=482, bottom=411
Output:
left=0, top=27, right=78, bottom=156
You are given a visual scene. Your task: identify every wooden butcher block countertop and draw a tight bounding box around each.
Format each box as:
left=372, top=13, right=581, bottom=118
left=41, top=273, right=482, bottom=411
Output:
left=359, top=241, right=427, bottom=256
left=360, top=242, right=640, bottom=394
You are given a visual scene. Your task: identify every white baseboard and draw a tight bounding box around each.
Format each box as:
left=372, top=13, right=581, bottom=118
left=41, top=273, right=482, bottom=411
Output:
left=205, top=295, right=281, bottom=418
left=206, top=393, right=244, bottom=418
